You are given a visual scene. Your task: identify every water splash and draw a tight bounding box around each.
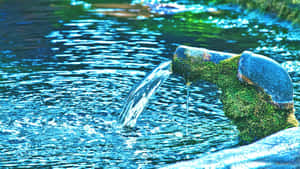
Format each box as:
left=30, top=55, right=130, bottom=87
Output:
left=119, top=61, right=172, bottom=128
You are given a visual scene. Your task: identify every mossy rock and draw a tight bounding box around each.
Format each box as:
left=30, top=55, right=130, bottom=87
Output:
left=173, top=45, right=299, bottom=143
left=238, top=51, right=294, bottom=109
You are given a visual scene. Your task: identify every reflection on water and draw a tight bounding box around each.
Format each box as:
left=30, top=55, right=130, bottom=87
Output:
left=0, top=0, right=299, bottom=168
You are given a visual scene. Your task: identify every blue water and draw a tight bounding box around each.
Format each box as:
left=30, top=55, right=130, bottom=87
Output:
left=0, top=0, right=299, bottom=168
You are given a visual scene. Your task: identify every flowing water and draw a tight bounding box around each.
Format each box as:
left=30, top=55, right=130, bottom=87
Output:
left=119, top=61, right=171, bottom=128
left=0, top=0, right=299, bottom=168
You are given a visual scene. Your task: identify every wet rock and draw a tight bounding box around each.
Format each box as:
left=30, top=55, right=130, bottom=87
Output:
left=174, top=45, right=236, bottom=64
left=173, top=45, right=237, bottom=80
left=174, top=45, right=295, bottom=110
left=161, top=127, right=300, bottom=169
left=172, top=45, right=299, bottom=142
left=238, top=51, right=294, bottom=109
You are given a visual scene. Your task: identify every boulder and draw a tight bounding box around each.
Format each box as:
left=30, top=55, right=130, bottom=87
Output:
left=172, top=45, right=298, bottom=142
left=238, top=51, right=294, bottom=110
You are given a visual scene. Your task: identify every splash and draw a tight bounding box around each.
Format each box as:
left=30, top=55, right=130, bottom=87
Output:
left=119, top=61, right=172, bottom=128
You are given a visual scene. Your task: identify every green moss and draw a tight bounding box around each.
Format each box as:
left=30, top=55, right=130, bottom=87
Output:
left=173, top=55, right=299, bottom=143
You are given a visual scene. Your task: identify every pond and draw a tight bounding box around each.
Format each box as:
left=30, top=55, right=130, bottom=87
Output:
left=0, top=0, right=299, bottom=168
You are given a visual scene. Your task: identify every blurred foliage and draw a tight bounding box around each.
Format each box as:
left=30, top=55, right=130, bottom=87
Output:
left=225, top=0, right=300, bottom=24
left=84, top=0, right=131, bottom=3
left=49, top=0, right=90, bottom=23
left=48, top=0, right=300, bottom=24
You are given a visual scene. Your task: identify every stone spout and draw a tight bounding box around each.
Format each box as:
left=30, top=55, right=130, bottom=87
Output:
left=172, top=45, right=299, bottom=143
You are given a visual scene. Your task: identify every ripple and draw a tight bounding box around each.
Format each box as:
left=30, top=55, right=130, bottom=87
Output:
left=281, top=61, right=300, bottom=74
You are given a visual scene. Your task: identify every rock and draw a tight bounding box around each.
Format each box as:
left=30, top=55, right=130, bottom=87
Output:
left=174, top=45, right=236, bottom=64
left=173, top=45, right=237, bottom=81
left=174, top=45, right=295, bottom=110
left=161, top=127, right=300, bottom=169
left=238, top=51, right=294, bottom=109
left=172, top=45, right=299, bottom=142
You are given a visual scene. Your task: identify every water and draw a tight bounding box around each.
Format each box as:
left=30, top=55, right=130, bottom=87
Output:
left=119, top=61, right=172, bottom=128
left=185, top=83, right=191, bottom=136
left=0, top=0, right=299, bottom=168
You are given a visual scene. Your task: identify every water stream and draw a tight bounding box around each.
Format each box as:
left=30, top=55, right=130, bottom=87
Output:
left=119, top=61, right=172, bottom=127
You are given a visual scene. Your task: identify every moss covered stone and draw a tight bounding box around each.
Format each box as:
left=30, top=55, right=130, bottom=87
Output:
left=173, top=54, right=299, bottom=143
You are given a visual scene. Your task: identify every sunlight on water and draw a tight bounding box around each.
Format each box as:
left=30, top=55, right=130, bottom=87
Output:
left=119, top=61, right=172, bottom=127
left=185, top=83, right=191, bottom=136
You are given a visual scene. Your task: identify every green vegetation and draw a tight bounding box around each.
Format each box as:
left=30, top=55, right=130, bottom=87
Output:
left=226, top=0, right=300, bottom=24
left=173, top=54, right=299, bottom=143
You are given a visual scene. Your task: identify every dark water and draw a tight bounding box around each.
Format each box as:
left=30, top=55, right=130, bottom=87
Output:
left=0, top=0, right=299, bottom=168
